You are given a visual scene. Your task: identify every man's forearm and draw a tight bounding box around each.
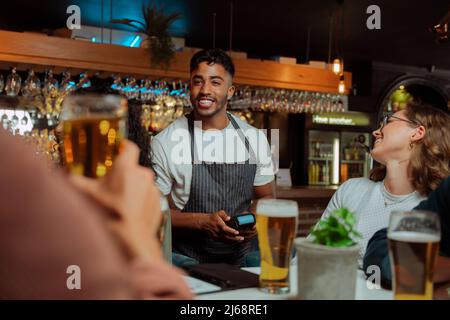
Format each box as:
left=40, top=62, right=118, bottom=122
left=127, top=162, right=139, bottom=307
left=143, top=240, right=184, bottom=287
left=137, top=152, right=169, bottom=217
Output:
left=249, top=182, right=275, bottom=213
left=171, top=209, right=205, bottom=230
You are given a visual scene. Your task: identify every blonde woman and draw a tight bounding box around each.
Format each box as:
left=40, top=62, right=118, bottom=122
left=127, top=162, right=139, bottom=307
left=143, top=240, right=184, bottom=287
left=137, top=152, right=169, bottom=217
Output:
left=312, top=102, right=450, bottom=262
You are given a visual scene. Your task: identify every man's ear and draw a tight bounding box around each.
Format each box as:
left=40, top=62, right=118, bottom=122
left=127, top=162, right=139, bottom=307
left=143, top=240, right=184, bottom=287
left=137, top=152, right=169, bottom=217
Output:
left=227, top=85, right=235, bottom=100
left=411, top=125, right=426, bottom=143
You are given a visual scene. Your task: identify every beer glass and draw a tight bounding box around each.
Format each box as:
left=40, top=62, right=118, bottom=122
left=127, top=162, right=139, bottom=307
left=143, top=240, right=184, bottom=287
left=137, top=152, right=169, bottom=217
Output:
left=60, top=94, right=127, bottom=178
left=256, top=199, right=298, bottom=294
left=388, top=210, right=441, bottom=300
left=159, top=195, right=172, bottom=263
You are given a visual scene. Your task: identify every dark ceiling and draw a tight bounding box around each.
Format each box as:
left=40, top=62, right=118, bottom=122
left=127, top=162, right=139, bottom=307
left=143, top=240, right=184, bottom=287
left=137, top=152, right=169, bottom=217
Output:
left=2, top=0, right=450, bottom=69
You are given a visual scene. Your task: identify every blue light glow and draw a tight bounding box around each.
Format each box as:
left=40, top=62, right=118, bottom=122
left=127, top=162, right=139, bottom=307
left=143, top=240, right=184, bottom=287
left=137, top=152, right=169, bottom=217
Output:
left=129, top=35, right=141, bottom=47
left=91, top=37, right=96, bottom=42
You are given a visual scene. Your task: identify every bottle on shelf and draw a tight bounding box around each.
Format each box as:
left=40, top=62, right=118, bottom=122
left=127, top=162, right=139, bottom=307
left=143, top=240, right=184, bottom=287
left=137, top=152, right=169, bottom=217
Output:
left=315, top=141, right=320, bottom=158
left=322, top=164, right=329, bottom=184
left=313, top=162, right=319, bottom=184
left=340, top=163, right=348, bottom=182
left=318, top=162, right=323, bottom=182
left=308, top=161, right=313, bottom=183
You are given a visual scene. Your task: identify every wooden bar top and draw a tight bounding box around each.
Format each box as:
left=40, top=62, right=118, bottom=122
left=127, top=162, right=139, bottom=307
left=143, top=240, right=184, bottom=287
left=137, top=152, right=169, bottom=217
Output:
left=0, top=30, right=352, bottom=93
left=275, top=185, right=338, bottom=199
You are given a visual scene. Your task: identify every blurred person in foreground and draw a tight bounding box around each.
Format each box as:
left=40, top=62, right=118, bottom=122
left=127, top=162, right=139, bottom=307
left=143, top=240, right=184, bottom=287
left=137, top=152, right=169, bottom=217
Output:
left=0, top=128, right=192, bottom=299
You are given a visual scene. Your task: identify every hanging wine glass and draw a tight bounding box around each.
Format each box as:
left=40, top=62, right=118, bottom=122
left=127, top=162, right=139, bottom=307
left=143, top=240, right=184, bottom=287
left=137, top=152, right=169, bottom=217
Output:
left=338, top=98, right=344, bottom=112
left=42, top=70, right=59, bottom=97
left=5, top=67, right=22, bottom=96
left=76, top=72, right=91, bottom=90
left=324, top=93, right=331, bottom=112
left=11, top=108, right=19, bottom=128
left=136, top=79, right=145, bottom=101
left=144, top=79, right=155, bottom=102
left=251, top=89, right=262, bottom=111
left=21, top=69, right=42, bottom=97
left=241, top=87, right=251, bottom=109
left=303, top=92, right=311, bottom=113
left=267, top=89, right=275, bottom=112
left=6, top=119, right=13, bottom=133
left=60, top=71, right=76, bottom=93
left=173, top=81, right=185, bottom=120
left=20, top=109, right=29, bottom=126
left=1, top=109, right=9, bottom=129
left=123, top=76, right=139, bottom=100
left=331, top=94, right=338, bottom=112
left=110, top=74, right=124, bottom=94
left=290, top=91, right=299, bottom=113
left=312, top=92, right=318, bottom=113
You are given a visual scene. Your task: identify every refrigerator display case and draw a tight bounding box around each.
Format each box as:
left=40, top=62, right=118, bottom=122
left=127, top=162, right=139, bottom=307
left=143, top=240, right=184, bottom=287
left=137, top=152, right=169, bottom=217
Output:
left=304, top=112, right=375, bottom=186
left=308, top=130, right=340, bottom=185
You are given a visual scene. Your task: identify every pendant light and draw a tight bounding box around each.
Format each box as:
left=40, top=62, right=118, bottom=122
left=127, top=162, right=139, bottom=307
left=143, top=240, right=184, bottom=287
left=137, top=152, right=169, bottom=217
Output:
left=338, top=73, right=345, bottom=94
left=332, top=58, right=341, bottom=75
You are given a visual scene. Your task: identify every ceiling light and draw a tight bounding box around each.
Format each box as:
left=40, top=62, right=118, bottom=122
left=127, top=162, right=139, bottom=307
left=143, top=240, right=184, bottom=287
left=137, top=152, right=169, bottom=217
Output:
left=338, top=74, right=345, bottom=94
left=332, top=59, right=341, bottom=75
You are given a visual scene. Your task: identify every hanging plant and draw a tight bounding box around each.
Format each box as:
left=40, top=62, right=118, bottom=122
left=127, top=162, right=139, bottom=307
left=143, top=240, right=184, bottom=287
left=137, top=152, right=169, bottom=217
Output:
left=112, top=4, right=180, bottom=69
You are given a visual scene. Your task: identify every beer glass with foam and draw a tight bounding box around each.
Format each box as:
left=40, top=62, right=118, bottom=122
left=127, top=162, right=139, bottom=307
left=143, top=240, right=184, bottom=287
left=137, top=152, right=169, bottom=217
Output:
left=256, top=199, right=298, bottom=294
left=388, top=210, right=441, bottom=300
left=60, top=94, right=127, bottom=178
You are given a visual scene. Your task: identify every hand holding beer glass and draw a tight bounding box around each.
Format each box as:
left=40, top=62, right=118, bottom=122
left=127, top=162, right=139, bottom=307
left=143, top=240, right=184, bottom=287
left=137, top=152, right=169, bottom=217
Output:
left=60, top=94, right=160, bottom=259
left=256, top=199, right=298, bottom=294
left=388, top=210, right=441, bottom=300
left=60, top=94, right=127, bottom=177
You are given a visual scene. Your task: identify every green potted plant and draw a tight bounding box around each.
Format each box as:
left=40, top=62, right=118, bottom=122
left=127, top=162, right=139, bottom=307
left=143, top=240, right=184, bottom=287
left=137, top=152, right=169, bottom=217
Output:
left=294, top=208, right=362, bottom=299
left=112, top=4, right=180, bottom=69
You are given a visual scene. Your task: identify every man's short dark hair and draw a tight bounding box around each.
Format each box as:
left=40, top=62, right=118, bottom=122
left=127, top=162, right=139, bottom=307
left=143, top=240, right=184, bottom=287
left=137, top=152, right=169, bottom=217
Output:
left=190, top=48, right=235, bottom=78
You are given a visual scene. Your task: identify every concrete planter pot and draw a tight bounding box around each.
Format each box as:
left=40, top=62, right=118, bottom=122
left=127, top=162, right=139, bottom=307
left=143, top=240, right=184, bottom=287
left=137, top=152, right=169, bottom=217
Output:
left=295, top=237, right=360, bottom=300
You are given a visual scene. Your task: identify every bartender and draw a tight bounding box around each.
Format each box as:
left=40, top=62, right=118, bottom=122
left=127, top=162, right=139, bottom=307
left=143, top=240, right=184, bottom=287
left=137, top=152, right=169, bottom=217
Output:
left=151, top=48, right=274, bottom=266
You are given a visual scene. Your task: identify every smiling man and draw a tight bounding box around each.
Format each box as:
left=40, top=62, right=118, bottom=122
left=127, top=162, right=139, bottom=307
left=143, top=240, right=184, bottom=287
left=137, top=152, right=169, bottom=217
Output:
left=151, top=49, right=274, bottom=267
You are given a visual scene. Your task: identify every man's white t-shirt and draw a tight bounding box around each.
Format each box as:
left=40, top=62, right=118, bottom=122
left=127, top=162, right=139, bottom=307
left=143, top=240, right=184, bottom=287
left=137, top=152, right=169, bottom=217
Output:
left=151, top=113, right=275, bottom=210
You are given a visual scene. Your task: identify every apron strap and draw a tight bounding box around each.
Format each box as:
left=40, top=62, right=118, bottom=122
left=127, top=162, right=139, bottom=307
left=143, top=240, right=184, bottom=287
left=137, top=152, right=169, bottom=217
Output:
left=226, top=112, right=257, bottom=165
left=186, top=112, right=200, bottom=165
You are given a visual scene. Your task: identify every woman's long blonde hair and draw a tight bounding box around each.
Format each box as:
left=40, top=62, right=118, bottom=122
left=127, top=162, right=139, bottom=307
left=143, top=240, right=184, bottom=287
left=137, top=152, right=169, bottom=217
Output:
left=370, top=102, right=450, bottom=195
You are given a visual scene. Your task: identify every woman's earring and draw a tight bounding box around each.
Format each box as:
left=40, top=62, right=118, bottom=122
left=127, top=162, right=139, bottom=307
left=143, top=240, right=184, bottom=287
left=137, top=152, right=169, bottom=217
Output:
left=409, top=141, right=414, bottom=150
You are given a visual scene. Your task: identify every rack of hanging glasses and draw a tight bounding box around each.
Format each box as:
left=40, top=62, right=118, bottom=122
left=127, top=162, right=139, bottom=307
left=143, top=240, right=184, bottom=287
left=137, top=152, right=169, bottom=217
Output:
left=0, top=67, right=85, bottom=165
left=0, top=67, right=194, bottom=165
left=109, top=76, right=192, bottom=133
left=228, top=86, right=346, bottom=113
left=227, top=86, right=347, bottom=126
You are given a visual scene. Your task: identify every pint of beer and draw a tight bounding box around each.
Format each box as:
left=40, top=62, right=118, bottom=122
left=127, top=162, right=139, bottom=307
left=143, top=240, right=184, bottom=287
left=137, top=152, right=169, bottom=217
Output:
left=60, top=95, right=127, bottom=178
left=256, top=199, right=298, bottom=294
left=159, top=195, right=172, bottom=263
left=388, top=210, right=441, bottom=300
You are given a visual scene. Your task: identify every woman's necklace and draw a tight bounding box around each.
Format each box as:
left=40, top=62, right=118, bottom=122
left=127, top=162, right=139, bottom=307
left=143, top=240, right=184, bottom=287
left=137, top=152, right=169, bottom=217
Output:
left=380, top=182, right=417, bottom=207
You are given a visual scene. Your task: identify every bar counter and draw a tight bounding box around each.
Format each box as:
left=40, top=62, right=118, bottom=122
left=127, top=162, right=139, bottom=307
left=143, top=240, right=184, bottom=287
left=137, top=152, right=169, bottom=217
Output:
left=275, top=186, right=337, bottom=236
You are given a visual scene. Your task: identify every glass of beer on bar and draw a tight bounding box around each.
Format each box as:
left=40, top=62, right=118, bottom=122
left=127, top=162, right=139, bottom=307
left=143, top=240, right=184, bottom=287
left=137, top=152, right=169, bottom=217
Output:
left=256, top=199, right=298, bottom=294
left=388, top=210, right=441, bottom=300
left=60, top=94, right=127, bottom=178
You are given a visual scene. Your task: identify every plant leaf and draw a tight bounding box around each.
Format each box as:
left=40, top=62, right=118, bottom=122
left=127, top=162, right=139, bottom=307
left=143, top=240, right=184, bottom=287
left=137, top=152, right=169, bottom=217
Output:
left=310, top=208, right=361, bottom=247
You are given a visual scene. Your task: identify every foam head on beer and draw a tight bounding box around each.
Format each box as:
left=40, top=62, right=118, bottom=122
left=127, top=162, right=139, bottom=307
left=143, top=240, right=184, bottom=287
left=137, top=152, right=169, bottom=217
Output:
left=256, top=199, right=299, bottom=218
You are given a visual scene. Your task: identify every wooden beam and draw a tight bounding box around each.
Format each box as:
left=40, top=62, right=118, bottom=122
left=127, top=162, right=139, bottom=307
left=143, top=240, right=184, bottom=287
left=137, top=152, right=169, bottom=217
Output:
left=0, top=30, right=351, bottom=94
